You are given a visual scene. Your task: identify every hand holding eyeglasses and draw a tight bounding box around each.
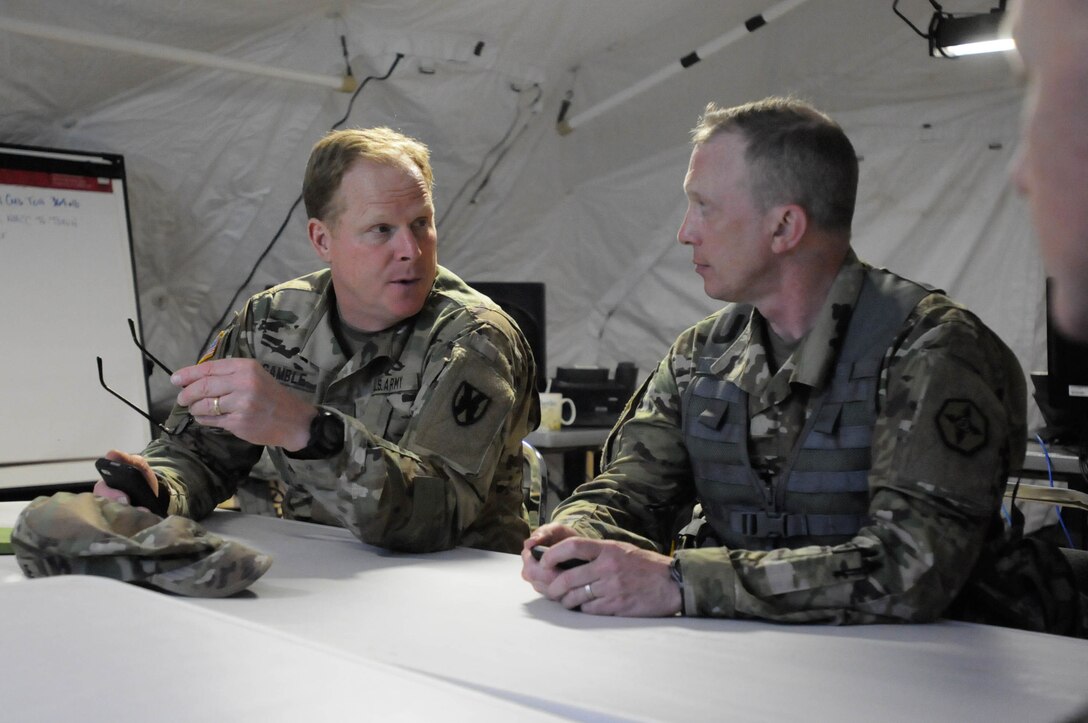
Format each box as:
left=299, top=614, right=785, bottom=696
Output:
left=171, top=358, right=315, bottom=451
left=98, top=319, right=316, bottom=453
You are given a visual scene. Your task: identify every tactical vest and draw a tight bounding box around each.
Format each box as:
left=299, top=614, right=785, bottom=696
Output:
left=681, top=268, right=932, bottom=551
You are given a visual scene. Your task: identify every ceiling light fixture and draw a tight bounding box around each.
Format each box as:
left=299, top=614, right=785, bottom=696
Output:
left=893, top=0, right=1015, bottom=58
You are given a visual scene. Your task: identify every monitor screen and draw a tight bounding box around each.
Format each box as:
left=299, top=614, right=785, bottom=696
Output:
left=1044, top=278, right=1088, bottom=447
left=468, top=281, right=546, bottom=392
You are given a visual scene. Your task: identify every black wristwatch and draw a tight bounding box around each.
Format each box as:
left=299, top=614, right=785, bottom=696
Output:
left=286, top=409, right=345, bottom=460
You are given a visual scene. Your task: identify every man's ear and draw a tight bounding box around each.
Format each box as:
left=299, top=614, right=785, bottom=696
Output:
left=308, top=218, right=333, bottom=262
left=767, top=204, right=807, bottom=254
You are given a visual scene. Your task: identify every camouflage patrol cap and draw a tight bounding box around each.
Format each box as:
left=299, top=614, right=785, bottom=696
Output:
left=11, top=492, right=272, bottom=597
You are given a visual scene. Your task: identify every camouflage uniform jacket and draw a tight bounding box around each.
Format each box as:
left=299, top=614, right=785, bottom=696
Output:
left=553, top=251, right=1027, bottom=623
left=143, top=266, right=538, bottom=554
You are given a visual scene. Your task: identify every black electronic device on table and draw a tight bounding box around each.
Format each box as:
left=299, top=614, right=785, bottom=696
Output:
left=530, top=544, right=588, bottom=569
left=94, top=457, right=167, bottom=515
left=549, top=363, right=638, bottom=427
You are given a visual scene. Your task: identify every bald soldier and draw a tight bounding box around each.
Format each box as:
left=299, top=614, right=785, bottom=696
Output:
left=522, top=98, right=1052, bottom=629
left=96, top=127, right=538, bottom=553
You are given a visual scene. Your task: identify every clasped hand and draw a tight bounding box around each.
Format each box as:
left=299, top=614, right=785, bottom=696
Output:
left=521, top=523, right=682, bottom=617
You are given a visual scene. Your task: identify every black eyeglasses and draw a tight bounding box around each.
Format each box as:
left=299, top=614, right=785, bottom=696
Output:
left=97, top=318, right=179, bottom=436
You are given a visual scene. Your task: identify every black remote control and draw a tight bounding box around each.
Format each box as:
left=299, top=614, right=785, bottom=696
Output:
left=95, top=458, right=167, bottom=516
left=530, top=544, right=588, bottom=570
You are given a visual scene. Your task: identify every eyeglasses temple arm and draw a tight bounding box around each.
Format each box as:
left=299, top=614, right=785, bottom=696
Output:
left=96, top=356, right=174, bottom=435
left=127, top=318, right=174, bottom=377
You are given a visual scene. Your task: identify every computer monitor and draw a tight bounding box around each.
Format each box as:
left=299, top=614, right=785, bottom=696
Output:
left=1042, top=278, right=1088, bottom=448
left=468, top=281, right=546, bottom=392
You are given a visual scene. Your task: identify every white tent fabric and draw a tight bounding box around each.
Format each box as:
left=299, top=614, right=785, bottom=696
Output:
left=0, top=0, right=1044, bottom=426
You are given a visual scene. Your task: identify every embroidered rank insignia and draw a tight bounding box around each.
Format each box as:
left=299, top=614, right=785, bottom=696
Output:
left=936, top=399, right=988, bottom=455
left=452, top=381, right=491, bottom=426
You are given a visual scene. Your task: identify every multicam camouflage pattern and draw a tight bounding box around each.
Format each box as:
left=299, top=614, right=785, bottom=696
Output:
left=946, top=507, right=1087, bottom=636
left=143, top=266, right=537, bottom=554
left=555, top=251, right=1044, bottom=625
left=675, top=267, right=927, bottom=553
left=11, top=492, right=271, bottom=597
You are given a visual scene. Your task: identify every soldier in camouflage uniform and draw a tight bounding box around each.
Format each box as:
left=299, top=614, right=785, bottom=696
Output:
left=523, top=98, right=1084, bottom=633
left=95, top=127, right=538, bottom=554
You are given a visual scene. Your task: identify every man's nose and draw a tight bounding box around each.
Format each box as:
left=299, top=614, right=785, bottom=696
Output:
left=678, top=212, right=696, bottom=246
left=393, top=227, right=422, bottom=259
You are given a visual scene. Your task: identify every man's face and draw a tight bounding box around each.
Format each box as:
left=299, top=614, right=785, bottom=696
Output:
left=678, top=132, right=778, bottom=305
left=1010, top=0, right=1088, bottom=339
left=308, top=159, right=437, bottom=332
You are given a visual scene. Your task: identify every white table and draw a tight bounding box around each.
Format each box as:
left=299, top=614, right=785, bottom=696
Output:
left=0, top=575, right=564, bottom=721
left=3, top=503, right=1088, bottom=722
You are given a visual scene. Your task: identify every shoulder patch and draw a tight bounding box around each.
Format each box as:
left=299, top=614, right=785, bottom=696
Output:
left=452, top=381, right=491, bottom=426
left=409, top=343, right=516, bottom=476
left=936, top=398, right=988, bottom=455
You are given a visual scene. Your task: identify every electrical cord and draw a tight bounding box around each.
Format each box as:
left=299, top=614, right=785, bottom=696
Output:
left=197, top=49, right=404, bottom=356
left=1034, top=433, right=1076, bottom=548
left=999, top=481, right=1013, bottom=526
left=892, top=0, right=939, bottom=39
left=436, top=82, right=541, bottom=230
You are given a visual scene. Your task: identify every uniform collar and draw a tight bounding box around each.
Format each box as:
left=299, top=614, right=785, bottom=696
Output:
left=788, top=249, right=866, bottom=389
left=713, top=250, right=866, bottom=398
left=293, top=268, right=441, bottom=378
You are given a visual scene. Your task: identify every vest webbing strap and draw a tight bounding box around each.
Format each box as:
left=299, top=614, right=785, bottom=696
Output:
left=728, top=510, right=870, bottom=539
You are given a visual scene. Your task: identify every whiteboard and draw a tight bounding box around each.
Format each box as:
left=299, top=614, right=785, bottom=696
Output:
left=0, top=144, right=151, bottom=488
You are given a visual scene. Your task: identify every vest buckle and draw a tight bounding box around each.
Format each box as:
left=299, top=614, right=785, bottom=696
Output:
left=739, top=511, right=785, bottom=538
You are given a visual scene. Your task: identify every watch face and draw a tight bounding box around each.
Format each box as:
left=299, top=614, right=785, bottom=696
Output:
left=303, top=411, right=344, bottom=457
left=286, top=411, right=344, bottom=460
left=316, top=412, right=343, bottom=447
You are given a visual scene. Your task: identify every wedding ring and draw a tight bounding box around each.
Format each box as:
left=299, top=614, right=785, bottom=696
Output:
left=584, top=583, right=594, bottom=600
left=212, top=396, right=222, bottom=416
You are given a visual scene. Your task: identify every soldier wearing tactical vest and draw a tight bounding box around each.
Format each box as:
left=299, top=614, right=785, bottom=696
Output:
left=522, top=98, right=1082, bottom=632
left=95, top=127, right=538, bottom=554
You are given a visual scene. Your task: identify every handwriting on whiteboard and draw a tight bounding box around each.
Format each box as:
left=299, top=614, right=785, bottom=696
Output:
left=2, top=191, right=81, bottom=209
left=3, top=191, right=81, bottom=228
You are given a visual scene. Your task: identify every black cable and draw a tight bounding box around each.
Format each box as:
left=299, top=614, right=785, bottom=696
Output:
left=467, top=120, right=530, bottom=206
left=197, top=51, right=404, bottom=356
left=468, top=85, right=541, bottom=205
left=436, top=83, right=541, bottom=230
left=892, top=0, right=937, bottom=39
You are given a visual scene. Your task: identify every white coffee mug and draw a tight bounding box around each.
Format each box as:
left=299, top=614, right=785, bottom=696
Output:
left=538, top=392, right=576, bottom=431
